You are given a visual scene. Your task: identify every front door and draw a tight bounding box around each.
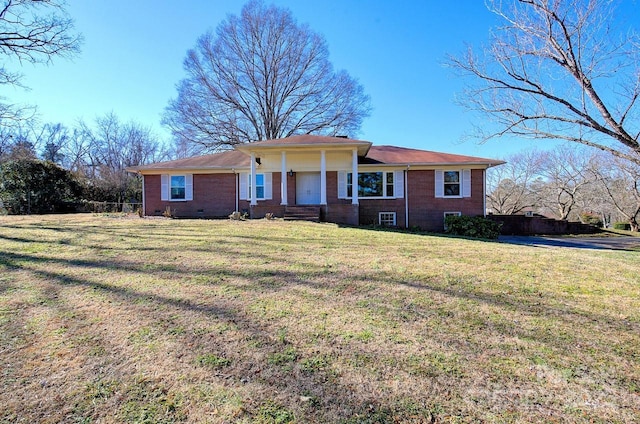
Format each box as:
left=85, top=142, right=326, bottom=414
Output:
left=296, top=173, right=321, bottom=205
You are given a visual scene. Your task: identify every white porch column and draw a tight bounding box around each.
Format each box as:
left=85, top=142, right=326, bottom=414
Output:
left=320, top=150, right=327, bottom=205
left=250, top=152, right=257, bottom=206
left=352, top=148, right=359, bottom=205
left=281, top=151, right=288, bottom=205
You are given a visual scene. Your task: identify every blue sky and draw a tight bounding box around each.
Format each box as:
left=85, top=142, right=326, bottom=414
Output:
left=6, top=0, right=630, bottom=159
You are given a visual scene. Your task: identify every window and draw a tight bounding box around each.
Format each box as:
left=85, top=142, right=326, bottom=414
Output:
left=444, top=171, right=460, bottom=196
left=386, top=172, right=394, bottom=197
left=379, top=212, right=396, bottom=226
left=239, top=172, right=272, bottom=201
left=339, top=170, right=403, bottom=199
left=443, top=211, right=461, bottom=230
left=161, top=174, right=193, bottom=201
left=435, top=169, right=471, bottom=198
left=347, top=172, right=393, bottom=197
left=170, top=175, right=186, bottom=200
left=250, top=174, right=265, bottom=199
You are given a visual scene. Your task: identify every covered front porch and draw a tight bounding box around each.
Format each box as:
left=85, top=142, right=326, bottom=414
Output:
left=235, top=136, right=372, bottom=225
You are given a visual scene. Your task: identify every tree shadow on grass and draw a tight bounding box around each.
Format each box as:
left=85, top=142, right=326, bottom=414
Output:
left=2, top=219, right=639, bottom=421
left=0, top=249, right=428, bottom=422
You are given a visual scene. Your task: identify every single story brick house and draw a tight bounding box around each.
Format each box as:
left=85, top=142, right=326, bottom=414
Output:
left=128, top=135, right=504, bottom=231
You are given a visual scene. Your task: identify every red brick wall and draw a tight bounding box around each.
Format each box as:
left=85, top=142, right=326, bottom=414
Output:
left=144, top=173, right=237, bottom=218
left=145, top=169, right=486, bottom=229
left=325, top=171, right=405, bottom=226
left=247, top=172, right=284, bottom=218
left=407, top=169, right=485, bottom=231
left=287, top=173, right=296, bottom=205
left=323, top=204, right=359, bottom=225
left=358, top=199, right=406, bottom=227
left=323, top=172, right=359, bottom=225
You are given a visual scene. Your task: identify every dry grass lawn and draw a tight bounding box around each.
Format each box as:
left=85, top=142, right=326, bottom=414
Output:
left=0, top=214, right=638, bottom=423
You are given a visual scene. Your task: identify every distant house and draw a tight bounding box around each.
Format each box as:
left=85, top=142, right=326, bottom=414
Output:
left=128, top=135, right=504, bottom=231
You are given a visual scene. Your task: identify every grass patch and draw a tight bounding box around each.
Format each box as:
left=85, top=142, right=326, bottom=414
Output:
left=196, top=353, right=231, bottom=369
left=0, top=214, right=638, bottom=422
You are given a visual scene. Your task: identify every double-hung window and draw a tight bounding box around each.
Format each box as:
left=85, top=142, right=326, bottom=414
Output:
left=444, top=171, right=460, bottom=197
left=239, top=172, right=272, bottom=200
left=251, top=174, right=265, bottom=199
left=170, top=176, right=186, bottom=200
left=386, top=172, right=394, bottom=197
left=435, top=169, right=471, bottom=198
left=161, top=174, right=193, bottom=201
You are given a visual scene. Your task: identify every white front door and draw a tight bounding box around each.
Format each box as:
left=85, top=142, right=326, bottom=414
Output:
left=296, top=173, right=321, bottom=205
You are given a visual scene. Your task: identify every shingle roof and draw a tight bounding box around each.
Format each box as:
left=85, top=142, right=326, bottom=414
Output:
left=128, top=138, right=504, bottom=173
left=127, top=149, right=250, bottom=171
left=363, top=145, right=505, bottom=166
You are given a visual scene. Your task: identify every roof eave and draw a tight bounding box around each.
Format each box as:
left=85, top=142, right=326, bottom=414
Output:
left=361, top=161, right=505, bottom=168
left=130, top=165, right=250, bottom=174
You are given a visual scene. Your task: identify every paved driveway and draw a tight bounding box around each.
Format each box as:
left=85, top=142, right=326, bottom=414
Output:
left=499, top=235, right=640, bottom=251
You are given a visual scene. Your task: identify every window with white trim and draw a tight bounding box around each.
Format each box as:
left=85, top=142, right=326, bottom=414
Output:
left=346, top=171, right=396, bottom=198
left=161, top=174, right=193, bottom=201
left=171, top=175, right=186, bottom=200
left=386, top=172, right=394, bottom=197
left=435, top=169, right=471, bottom=198
left=250, top=174, right=265, bottom=199
left=444, top=171, right=460, bottom=196
left=379, top=212, right=396, bottom=226
left=239, top=172, right=272, bottom=201
left=443, top=211, right=462, bottom=230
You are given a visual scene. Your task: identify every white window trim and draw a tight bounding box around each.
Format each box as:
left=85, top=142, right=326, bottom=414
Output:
left=340, top=170, right=403, bottom=199
left=379, top=212, right=397, bottom=226
left=161, top=174, right=193, bottom=202
left=435, top=169, right=471, bottom=199
left=239, top=172, right=272, bottom=201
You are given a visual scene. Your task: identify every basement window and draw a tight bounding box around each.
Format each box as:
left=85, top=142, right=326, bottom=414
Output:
left=379, top=212, right=397, bottom=226
left=443, top=211, right=462, bottom=230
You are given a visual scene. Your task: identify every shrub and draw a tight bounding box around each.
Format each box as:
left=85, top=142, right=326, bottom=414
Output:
left=580, top=212, right=603, bottom=228
left=613, top=221, right=631, bottom=231
left=444, top=215, right=502, bottom=239
left=0, top=159, right=84, bottom=214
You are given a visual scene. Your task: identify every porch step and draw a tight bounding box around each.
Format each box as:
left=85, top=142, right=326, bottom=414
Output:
left=284, top=206, right=320, bottom=222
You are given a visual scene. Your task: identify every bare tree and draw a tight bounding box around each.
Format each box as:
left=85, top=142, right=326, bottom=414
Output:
left=0, top=119, right=38, bottom=161
left=79, top=113, right=165, bottom=203
left=536, top=146, right=596, bottom=220
left=35, top=122, right=69, bottom=164
left=451, top=0, right=640, bottom=165
left=589, top=152, right=640, bottom=231
left=487, top=149, right=544, bottom=214
left=163, top=0, right=371, bottom=152
left=0, top=0, right=81, bottom=123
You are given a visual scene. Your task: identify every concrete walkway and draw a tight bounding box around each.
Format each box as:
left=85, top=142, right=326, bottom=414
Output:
left=498, top=235, right=640, bottom=251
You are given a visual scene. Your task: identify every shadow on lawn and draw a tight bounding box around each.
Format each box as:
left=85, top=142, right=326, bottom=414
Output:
left=1, top=220, right=639, bottom=422
left=0, top=249, right=410, bottom=421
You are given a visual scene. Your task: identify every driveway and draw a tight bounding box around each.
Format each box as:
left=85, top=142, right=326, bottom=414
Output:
left=498, top=235, right=640, bottom=251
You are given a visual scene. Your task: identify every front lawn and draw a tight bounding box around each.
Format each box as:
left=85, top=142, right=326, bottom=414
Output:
left=0, top=214, right=638, bottom=423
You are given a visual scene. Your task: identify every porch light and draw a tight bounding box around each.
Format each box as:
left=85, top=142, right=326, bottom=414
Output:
left=288, top=169, right=294, bottom=177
